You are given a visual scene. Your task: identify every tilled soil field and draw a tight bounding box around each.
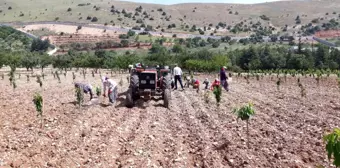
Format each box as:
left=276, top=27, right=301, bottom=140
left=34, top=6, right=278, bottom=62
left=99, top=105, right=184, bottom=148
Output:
left=0, top=69, right=339, bottom=168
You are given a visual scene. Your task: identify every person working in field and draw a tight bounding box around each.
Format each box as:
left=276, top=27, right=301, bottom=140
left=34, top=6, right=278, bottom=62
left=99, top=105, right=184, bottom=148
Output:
left=74, top=82, right=94, bottom=100
left=210, top=78, right=221, bottom=91
left=102, top=76, right=118, bottom=104
left=220, top=66, right=229, bottom=92
left=203, top=78, right=210, bottom=90
left=191, top=78, right=200, bottom=89
left=184, top=75, right=191, bottom=88
left=173, top=64, right=184, bottom=90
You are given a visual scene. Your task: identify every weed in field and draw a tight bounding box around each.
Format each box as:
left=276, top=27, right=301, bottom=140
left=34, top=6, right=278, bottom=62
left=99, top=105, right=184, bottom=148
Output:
left=203, top=90, right=211, bottom=104
left=233, top=102, right=255, bottom=148
left=75, top=87, right=84, bottom=107
left=36, top=75, right=42, bottom=87
left=323, top=128, right=340, bottom=167
left=213, top=85, right=222, bottom=106
left=96, top=86, right=101, bottom=97
left=33, top=93, right=43, bottom=128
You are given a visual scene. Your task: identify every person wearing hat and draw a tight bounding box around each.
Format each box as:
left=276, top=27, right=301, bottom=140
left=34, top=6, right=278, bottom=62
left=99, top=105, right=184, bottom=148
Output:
left=220, top=66, right=229, bottom=91
left=102, top=76, right=118, bottom=104
left=203, top=78, right=210, bottom=90
left=74, top=82, right=94, bottom=100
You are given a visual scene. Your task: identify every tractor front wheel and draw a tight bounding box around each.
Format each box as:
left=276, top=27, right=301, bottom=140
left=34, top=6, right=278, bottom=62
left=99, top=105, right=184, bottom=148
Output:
left=163, top=89, right=171, bottom=108
left=126, top=88, right=134, bottom=108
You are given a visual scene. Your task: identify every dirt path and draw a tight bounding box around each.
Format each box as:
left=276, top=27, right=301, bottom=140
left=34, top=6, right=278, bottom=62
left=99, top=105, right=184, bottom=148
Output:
left=0, top=70, right=339, bottom=167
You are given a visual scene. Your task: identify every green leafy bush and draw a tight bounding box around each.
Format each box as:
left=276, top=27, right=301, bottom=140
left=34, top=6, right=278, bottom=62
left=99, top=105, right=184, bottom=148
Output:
left=233, top=103, right=255, bottom=148
left=75, top=87, right=84, bottom=107
left=33, top=93, right=43, bottom=127
left=213, top=85, right=222, bottom=106
left=324, top=128, right=340, bottom=167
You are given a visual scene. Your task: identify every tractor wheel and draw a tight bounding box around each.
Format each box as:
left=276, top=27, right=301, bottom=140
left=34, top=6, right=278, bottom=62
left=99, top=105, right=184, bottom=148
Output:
left=162, top=74, right=171, bottom=90
left=126, top=88, right=134, bottom=108
left=163, top=89, right=171, bottom=108
left=130, top=73, right=140, bottom=100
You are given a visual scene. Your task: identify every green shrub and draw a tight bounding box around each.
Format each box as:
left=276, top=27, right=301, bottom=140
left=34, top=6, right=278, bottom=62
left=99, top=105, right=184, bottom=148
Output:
left=324, top=128, right=340, bottom=167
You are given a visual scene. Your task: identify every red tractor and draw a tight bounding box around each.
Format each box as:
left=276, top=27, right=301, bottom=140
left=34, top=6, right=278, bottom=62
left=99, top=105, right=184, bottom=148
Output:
left=126, top=64, right=172, bottom=108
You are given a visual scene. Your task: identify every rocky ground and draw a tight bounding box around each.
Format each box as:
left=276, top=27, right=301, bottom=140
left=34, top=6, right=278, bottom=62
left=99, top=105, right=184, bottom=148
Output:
left=0, top=69, right=339, bottom=168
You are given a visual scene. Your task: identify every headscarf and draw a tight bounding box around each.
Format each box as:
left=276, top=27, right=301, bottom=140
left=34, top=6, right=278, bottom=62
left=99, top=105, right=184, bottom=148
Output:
left=102, top=76, right=108, bottom=83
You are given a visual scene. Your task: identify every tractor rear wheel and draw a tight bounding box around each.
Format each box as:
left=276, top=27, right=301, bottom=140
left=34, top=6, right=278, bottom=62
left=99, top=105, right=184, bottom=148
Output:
left=126, top=88, right=134, bottom=108
left=130, top=73, right=140, bottom=100
left=162, top=74, right=171, bottom=90
left=163, top=89, right=171, bottom=108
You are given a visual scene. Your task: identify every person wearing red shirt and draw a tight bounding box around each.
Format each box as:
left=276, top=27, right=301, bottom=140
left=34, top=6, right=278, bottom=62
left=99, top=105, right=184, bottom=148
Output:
left=192, top=79, right=200, bottom=89
left=210, top=78, right=220, bottom=91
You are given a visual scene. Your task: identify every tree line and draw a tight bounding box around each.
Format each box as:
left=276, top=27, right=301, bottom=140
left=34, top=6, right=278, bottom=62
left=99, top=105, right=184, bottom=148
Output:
left=1, top=42, right=340, bottom=73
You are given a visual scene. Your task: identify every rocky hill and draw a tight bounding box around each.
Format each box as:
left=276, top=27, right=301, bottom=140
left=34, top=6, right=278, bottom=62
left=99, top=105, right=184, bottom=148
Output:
left=1, top=0, right=340, bottom=36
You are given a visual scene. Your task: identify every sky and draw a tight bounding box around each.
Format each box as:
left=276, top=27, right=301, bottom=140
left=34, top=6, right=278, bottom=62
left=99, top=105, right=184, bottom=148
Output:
left=120, top=0, right=284, bottom=5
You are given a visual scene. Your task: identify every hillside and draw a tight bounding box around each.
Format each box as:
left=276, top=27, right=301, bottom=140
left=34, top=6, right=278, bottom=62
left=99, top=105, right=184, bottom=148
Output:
left=1, top=0, right=340, bottom=36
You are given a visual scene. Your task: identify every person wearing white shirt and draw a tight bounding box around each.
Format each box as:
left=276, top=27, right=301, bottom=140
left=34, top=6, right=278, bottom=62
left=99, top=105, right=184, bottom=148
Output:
left=173, top=64, right=184, bottom=90
left=102, top=76, right=118, bottom=104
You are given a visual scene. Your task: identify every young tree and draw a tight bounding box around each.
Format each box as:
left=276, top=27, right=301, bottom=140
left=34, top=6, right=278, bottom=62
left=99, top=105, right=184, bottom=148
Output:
left=82, top=69, right=86, bottom=79
left=233, top=103, right=256, bottom=148
left=36, top=75, right=42, bottom=87
left=96, top=86, right=101, bottom=97
left=39, top=54, right=52, bottom=72
left=323, top=128, right=340, bottom=167
left=72, top=72, right=76, bottom=81
left=55, top=71, right=61, bottom=83
left=75, top=87, right=84, bottom=107
left=213, top=85, right=222, bottom=106
left=276, top=78, right=281, bottom=91
left=33, top=93, right=43, bottom=128
left=9, top=67, right=16, bottom=90
left=203, top=90, right=211, bottom=104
